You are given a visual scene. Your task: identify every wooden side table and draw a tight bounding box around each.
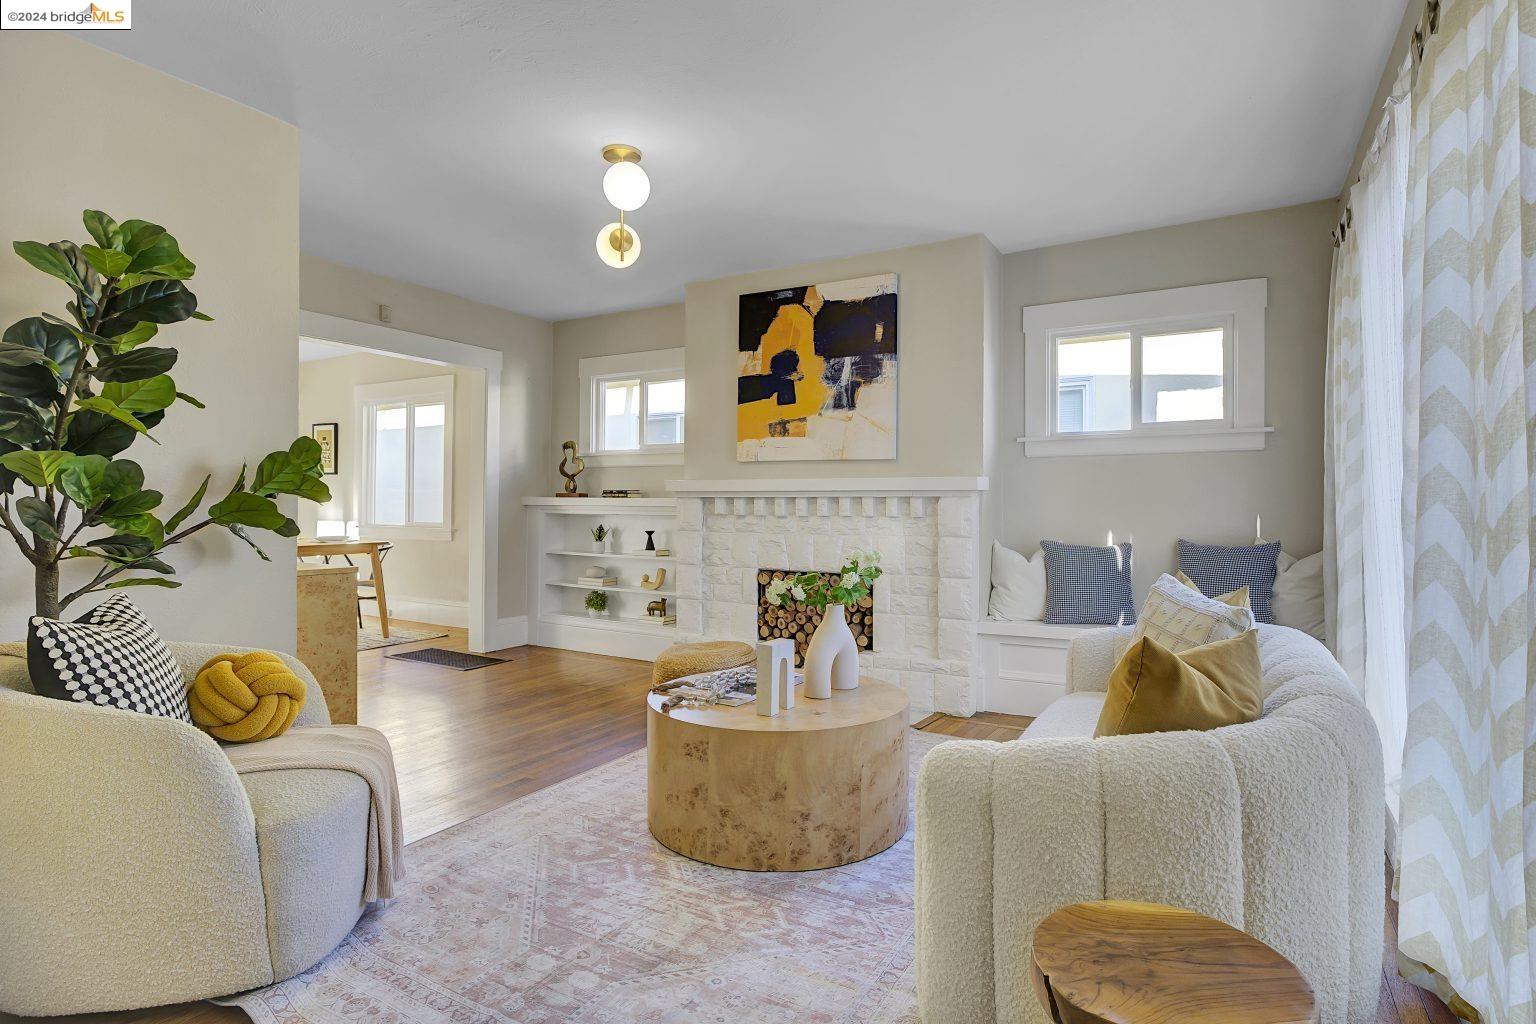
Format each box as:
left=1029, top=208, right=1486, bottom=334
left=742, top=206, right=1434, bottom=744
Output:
left=1030, top=900, right=1318, bottom=1024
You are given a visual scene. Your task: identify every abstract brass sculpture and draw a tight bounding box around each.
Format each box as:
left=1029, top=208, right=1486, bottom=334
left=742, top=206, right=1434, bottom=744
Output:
left=640, top=568, right=667, bottom=590
left=556, top=440, right=587, bottom=497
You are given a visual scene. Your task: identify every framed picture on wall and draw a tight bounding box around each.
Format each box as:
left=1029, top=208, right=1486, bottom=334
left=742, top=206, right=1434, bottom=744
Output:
left=312, top=422, right=339, bottom=475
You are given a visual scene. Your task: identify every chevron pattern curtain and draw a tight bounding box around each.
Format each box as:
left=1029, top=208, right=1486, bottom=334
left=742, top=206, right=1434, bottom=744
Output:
left=1394, top=0, right=1536, bottom=1021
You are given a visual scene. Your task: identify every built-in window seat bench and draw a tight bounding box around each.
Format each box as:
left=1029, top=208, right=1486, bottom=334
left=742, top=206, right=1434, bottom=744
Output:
left=975, top=619, right=1099, bottom=716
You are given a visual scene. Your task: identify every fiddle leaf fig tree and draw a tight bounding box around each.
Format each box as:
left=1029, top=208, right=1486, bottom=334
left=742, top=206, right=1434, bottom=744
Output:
left=1, top=210, right=331, bottom=619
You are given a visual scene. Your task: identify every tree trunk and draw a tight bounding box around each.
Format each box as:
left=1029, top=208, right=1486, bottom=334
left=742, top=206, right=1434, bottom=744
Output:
left=34, top=562, right=60, bottom=620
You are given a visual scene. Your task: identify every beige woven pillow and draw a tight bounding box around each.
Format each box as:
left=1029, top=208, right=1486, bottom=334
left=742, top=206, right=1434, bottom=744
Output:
left=1132, top=573, right=1256, bottom=654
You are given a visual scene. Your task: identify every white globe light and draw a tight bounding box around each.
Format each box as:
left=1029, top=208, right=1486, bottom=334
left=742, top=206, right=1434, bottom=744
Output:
left=595, top=221, right=641, bottom=269
left=602, top=160, right=650, bottom=211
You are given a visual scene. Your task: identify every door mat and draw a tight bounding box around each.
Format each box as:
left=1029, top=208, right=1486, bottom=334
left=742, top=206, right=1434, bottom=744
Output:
left=385, top=647, right=505, bottom=671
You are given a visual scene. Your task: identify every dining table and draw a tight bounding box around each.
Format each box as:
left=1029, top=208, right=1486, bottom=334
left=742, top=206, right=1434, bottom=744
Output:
left=297, top=539, right=392, bottom=637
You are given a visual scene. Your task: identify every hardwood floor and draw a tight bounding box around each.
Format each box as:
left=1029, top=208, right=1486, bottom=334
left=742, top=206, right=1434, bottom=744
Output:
left=0, top=655, right=1453, bottom=1024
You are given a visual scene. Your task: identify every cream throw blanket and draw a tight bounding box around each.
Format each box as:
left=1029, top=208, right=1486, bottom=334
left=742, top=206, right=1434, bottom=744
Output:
left=224, top=726, right=406, bottom=901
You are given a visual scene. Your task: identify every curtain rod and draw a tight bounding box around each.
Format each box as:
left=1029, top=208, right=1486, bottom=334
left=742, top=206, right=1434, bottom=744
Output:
left=1335, top=0, right=1440, bottom=246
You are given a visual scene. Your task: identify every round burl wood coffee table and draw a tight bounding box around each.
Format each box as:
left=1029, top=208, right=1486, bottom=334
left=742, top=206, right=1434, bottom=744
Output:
left=1030, top=900, right=1318, bottom=1024
left=646, top=676, right=909, bottom=871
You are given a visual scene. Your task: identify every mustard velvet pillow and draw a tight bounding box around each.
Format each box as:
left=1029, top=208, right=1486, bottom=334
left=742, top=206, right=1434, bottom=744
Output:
left=1095, top=630, right=1263, bottom=738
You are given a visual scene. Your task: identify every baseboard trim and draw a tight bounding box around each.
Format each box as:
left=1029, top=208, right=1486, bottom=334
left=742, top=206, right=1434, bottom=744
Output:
left=372, top=596, right=470, bottom=629
left=483, top=615, right=529, bottom=652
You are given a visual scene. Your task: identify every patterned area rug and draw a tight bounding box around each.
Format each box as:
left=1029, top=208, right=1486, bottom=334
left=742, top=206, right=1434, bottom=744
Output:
left=357, top=623, right=448, bottom=651
left=226, top=731, right=949, bottom=1023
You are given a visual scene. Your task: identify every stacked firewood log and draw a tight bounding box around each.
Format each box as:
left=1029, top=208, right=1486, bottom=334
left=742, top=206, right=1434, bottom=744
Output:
left=756, top=569, right=876, bottom=667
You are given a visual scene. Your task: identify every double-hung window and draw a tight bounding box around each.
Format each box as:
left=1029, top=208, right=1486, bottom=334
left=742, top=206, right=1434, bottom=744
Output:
left=356, top=374, right=454, bottom=539
left=578, top=347, right=685, bottom=465
left=1020, top=279, right=1269, bottom=456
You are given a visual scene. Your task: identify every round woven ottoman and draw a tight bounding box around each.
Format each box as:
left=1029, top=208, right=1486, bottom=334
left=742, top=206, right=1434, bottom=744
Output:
left=652, top=640, right=754, bottom=685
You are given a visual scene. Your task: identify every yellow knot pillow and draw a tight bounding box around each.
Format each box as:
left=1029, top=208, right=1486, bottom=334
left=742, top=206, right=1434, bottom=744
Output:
left=190, top=652, right=306, bottom=742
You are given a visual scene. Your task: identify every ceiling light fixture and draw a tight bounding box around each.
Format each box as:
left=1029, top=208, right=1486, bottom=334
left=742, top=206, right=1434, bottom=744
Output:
left=596, top=144, right=646, bottom=269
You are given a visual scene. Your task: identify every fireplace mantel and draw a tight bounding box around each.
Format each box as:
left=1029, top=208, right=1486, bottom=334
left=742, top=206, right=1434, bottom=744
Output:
left=666, top=476, right=988, bottom=498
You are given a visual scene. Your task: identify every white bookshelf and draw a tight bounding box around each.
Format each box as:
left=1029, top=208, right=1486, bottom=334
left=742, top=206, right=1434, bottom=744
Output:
left=523, top=496, right=679, bottom=659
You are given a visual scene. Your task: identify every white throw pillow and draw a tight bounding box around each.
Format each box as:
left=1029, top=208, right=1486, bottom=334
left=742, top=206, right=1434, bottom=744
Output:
left=1272, top=551, right=1326, bottom=640
left=1131, top=573, right=1256, bottom=654
left=988, top=541, right=1046, bottom=620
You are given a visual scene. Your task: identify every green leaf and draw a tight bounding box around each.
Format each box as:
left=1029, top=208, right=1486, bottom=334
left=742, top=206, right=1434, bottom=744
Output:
left=164, top=474, right=209, bottom=534
left=101, top=512, right=164, bottom=547
left=12, top=241, right=83, bottom=290
left=104, top=577, right=181, bottom=591
left=98, top=281, right=198, bottom=336
left=101, top=459, right=144, bottom=501
left=189, top=311, right=214, bottom=322
left=101, top=375, right=176, bottom=414
left=86, top=533, right=155, bottom=562
left=0, top=343, right=58, bottom=371
left=252, top=437, right=325, bottom=497
left=0, top=449, right=72, bottom=487
left=58, top=454, right=109, bottom=508
left=0, top=397, right=50, bottom=445
left=80, top=244, right=131, bottom=278
left=82, top=210, right=122, bottom=250
left=15, top=496, right=60, bottom=543
left=111, top=321, right=157, bottom=350
left=0, top=361, right=61, bottom=403
left=118, top=220, right=166, bottom=254
left=127, top=555, right=175, bottom=575
left=208, top=490, right=289, bottom=531
left=4, top=317, right=82, bottom=378
left=91, top=346, right=177, bottom=383
left=101, top=489, right=162, bottom=517
left=225, top=523, right=272, bottom=562
left=73, top=397, right=146, bottom=435
left=175, top=390, right=205, bottom=409
left=65, top=409, right=137, bottom=458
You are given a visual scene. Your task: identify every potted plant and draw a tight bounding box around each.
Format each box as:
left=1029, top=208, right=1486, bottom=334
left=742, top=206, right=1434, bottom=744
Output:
left=584, top=590, right=608, bottom=618
left=590, top=523, right=608, bottom=553
left=0, top=210, right=331, bottom=620
left=765, top=550, right=882, bottom=699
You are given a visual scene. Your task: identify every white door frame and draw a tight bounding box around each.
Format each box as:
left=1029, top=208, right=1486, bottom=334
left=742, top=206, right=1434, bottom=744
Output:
left=299, top=310, right=503, bottom=653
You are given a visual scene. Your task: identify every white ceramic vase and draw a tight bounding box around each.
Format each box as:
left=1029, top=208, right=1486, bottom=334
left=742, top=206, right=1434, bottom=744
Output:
left=802, top=603, right=859, bottom=699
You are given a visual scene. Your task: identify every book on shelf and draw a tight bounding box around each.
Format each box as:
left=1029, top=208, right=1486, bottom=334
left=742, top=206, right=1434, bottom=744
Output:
left=600, top=489, right=647, bottom=498
left=577, top=576, right=618, bottom=586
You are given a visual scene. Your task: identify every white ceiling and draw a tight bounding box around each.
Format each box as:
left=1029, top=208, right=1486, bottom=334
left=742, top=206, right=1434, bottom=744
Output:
left=298, top=338, right=356, bottom=363
left=83, top=0, right=1402, bottom=322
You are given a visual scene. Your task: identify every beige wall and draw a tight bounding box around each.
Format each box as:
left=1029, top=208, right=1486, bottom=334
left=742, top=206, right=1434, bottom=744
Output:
left=297, top=352, right=484, bottom=623
left=683, top=235, right=994, bottom=480
left=551, top=303, right=683, bottom=495
left=299, top=254, right=553, bottom=621
left=0, top=36, right=301, bottom=649
left=995, top=200, right=1334, bottom=598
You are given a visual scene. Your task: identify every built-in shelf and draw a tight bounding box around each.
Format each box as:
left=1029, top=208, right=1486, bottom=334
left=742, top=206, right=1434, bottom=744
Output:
left=547, top=550, right=676, bottom=561
left=541, top=612, right=676, bottom=634
left=546, top=579, right=676, bottom=597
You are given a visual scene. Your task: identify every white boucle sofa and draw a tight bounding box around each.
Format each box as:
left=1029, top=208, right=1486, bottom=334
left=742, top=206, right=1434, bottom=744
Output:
left=0, top=642, right=370, bottom=1017
left=915, top=623, right=1384, bottom=1024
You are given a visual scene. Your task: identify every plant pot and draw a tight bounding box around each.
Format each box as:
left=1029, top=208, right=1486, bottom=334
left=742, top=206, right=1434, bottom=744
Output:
left=592, top=541, right=605, bottom=553
left=587, top=608, right=604, bottom=619
left=802, top=603, right=859, bottom=699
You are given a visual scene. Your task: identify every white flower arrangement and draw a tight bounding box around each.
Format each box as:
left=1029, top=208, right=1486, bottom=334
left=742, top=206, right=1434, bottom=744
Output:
left=764, top=550, right=883, bottom=610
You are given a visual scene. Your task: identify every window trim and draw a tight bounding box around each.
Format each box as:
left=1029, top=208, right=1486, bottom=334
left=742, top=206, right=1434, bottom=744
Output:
left=577, top=347, right=685, bottom=466
left=1020, top=279, right=1270, bottom=457
left=354, top=374, right=455, bottom=541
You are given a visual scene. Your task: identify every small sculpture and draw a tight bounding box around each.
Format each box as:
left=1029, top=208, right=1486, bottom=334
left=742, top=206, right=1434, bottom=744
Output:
left=640, top=567, right=667, bottom=590
left=646, top=597, right=668, bottom=618
left=755, top=639, right=795, bottom=717
left=644, top=529, right=656, bottom=551
left=556, top=440, right=587, bottom=497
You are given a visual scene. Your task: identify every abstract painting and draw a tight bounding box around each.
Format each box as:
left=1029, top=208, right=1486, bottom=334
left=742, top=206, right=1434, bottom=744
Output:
left=737, top=273, right=897, bottom=461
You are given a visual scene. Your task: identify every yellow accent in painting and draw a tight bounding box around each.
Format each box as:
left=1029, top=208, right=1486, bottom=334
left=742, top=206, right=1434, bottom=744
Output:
left=737, top=299, right=828, bottom=442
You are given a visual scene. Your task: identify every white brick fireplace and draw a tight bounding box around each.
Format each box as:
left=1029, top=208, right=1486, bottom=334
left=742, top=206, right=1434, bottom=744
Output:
left=668, top=478, right=988, bottom=720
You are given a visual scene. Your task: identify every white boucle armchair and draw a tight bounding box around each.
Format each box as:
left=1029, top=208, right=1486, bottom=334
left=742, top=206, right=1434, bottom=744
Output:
left=915, top=624, right=1384, bottom=1024
left=0, top=642, right=371, bottom=1017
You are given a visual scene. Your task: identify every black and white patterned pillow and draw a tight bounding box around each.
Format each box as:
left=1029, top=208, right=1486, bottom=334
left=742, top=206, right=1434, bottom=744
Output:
left=1178, top=539, right=1283, bottom=623
left=27, top=595, right=190, bottom=721
left=1041, top=539, right=1136, bottom=625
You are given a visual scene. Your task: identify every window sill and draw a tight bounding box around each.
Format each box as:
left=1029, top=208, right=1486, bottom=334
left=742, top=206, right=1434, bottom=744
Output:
left=583, top=451, right=684, bottom=467
left=358, top=525, right=455, bottom=542
left=1016, top=426, right=1272, bottom=457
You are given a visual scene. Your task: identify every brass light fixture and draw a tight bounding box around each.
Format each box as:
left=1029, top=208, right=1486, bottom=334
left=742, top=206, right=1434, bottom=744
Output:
left=596, top=144, right=647, bottom=269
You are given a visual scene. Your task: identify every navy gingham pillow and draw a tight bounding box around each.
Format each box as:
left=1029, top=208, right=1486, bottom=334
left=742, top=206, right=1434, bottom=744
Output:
left=1177, top=539, right=1283, bottom=623
left=1041, top=539, right=1135, bottom=625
